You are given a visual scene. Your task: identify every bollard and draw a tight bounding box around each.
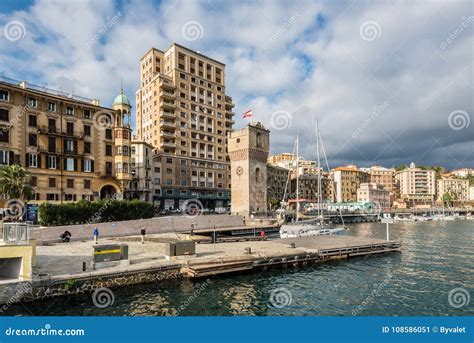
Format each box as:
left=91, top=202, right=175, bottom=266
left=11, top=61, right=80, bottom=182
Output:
left=288, top=242, right=296, bottom=249
left=82, top=262, right=86, bottom=272
left=245, top=247, right=252, bottom=254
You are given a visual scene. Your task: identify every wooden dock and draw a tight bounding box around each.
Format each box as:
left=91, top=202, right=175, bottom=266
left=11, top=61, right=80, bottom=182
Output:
left=182, top=235, right=401, bottom=278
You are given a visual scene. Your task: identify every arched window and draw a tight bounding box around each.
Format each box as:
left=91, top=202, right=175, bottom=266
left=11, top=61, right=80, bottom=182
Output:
left=255, top=167, right=261, bottom=183
left=256, top=133, right=262, bottom=148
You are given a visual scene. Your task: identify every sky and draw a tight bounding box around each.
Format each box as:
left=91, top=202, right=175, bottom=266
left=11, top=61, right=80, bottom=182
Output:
left=0, top=0, right=472, bottom=170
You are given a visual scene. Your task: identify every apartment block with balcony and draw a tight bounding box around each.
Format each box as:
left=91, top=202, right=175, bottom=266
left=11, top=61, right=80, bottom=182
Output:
left=128, top=141, right=154, bottom=202
left=436, top=176, right=469, bottom=203
left=357, top=182, right=390, bottom=209
left=395, top=162, right=436, bottom=205
left=0, top=77, right=132, bottom=204
left=331, top=165, right=370, bottom=203
left=364, top=166, right=397, bottom=193
left=134, top=43, right=234, bottom=210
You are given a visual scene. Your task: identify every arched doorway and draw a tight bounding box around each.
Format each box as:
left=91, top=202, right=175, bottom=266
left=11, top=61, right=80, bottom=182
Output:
left=100, top=184, right=118, bottom=200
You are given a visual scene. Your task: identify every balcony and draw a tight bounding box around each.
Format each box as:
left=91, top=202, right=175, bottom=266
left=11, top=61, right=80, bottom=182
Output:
left=37, top=125, right=84, bottom=139
left=160, top=131, right=176, bottom=138
left=160, top=100, right=176, bottom=110
left=160, top=120, right=175, bottom=129
left=160, top=111, right=175, bottom=119
left=161, top=141, right=176, bottom=148
left=160, top=90, right=175, bottom=99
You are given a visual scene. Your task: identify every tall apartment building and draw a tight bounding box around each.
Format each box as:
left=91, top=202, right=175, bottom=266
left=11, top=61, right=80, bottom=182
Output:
left=135, top=43, right=235, bottom=210
left=331, top=165, right=370, bottom=203
left=357, top=182, right=390, bottom=209
left=364, top=166, right=397, bottom=193
left=395, top=162, right=436, bottom=205
left=0, top=77, right=132, bottom=203
left=436, top=176, right=469, bottom=202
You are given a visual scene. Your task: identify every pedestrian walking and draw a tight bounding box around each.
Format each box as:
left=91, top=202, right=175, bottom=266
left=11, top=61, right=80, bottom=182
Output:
left=141, top=227, right=146, bottom=244
left=93, top=227, right=99, bottom=244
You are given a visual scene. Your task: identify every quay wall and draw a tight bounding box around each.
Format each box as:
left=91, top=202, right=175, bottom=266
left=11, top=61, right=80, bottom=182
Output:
left=32, top=215, right=245, bottom=243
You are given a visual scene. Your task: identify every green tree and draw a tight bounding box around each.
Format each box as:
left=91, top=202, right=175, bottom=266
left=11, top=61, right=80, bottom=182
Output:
left=0, top=164, right=33, bottom=200
left=0, top=164, right=34, bottom=221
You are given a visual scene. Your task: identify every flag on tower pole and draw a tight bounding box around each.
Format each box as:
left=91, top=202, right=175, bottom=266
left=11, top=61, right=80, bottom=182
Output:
left=242, top=109, right=253, bottom=119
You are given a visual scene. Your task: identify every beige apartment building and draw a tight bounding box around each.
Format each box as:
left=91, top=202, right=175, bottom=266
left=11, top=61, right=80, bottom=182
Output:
left=128, top=141, right=155, bottom=202
left=436, top=176, right=469, bottom=203
left=134, top=43, right=235, bottom=210
left=0, top=77, right=132, bottom=205
left=267, top=153, right=296, bottom=167
left=267, top=164, right=289, bottom=208
left=395, top=163, right=436, bottom=205
left=364, top=166, right=397, bottom=193
left=357, top=182, right=390, bottom=209
left=331, top=165, right=370, bottom=203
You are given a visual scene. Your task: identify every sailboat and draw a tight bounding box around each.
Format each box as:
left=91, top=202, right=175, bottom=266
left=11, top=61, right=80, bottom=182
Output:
left=279, top=119, right=346, bottom=238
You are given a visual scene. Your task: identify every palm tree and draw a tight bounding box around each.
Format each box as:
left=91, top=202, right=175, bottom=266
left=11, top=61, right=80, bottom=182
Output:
left=0, top=164, right=34, bottom=221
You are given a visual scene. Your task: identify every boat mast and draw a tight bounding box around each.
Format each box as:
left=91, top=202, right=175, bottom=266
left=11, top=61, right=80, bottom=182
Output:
left=316, top=119, right=322, bottom=219
left=296, top=133, right=300, bottom=222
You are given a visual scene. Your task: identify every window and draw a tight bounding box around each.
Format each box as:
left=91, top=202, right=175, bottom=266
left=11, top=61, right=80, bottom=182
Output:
left=46, top=193, right=57, bottom=201
left=28, top=115, right=37, bottom=127
left=30, top=176, right=37, bottom=187
left=105, top=129, right=112, bottom=140
left=29, top=154, right=38, bottom=168
left=0, top=130, right=9, bottom=143
left=48, top=137, right=56, bottom=152
left=48, top=156, right=57, bottom=169
left=105, top=162, right=112, bottom=175
left=0, top=150, right=10, bottom=165
left=0, top=108, right=9, bottom=121
left=48, top=118, right=56, bottom=133
left=83, top=109, right=91, bottom=119
left=49, top=178, right=56, bottom=187
left=65, top=140, right=75, bottom=153
left=84, top=159, right=92, bottom=172
left=83, top=125, right=91, bottom=137
left=66, top=122, right=74, bottom=135
left=28, top=134, right=37, bottom=146
left=48, top=102, right=56, bottom=112
left=105, top=144, right=112, bottom=156
left=0, top=90, right=9, bottom=101
left=66, top=158, right=74, bottom=171
left=84, top=141, right=91, bottom=154
left=28, top=97, right=37, bottom=108
left=84, top=180, right=91, bottom=189
left=66, top=106, right=74, bottom=115
left=67, top=179, right=74, bottom=188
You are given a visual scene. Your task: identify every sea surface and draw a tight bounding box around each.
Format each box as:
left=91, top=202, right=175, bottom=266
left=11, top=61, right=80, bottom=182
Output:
left=3, top=220, right=473, bottom=316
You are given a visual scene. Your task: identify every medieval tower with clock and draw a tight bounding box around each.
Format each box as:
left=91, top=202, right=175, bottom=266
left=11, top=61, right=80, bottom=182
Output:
left=228, top=122, right=270, bottom=217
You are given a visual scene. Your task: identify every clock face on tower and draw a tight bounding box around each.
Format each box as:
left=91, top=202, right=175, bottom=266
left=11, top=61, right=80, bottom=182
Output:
left=236, top=166, right=244, bottom=176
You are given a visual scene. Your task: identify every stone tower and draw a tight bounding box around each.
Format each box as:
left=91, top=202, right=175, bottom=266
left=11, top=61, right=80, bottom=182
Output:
left=228, top=122, right=270, bottom=217
left=112, top=89, right=133, bottom=198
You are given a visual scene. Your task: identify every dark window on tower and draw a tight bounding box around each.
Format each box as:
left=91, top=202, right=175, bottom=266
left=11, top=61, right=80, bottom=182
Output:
left=28, top=133, right=37, bottom=146
left=84, top=124, right=91, bottom=137
left=105, top=162, right=112, bottom=175
left=28, top=115, right=37, bottom=127
left=0, top=129, right=9, bottom=143
left=105, top=144, right=112, bottom=156
left=0, top=108, right=9, bottom=121
left=105, top=129, right=112, bottom=140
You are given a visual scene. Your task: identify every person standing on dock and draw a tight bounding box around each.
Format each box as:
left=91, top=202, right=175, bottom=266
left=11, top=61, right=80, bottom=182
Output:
left=141, top=228, right=146, bottom=244
left=93, top=227, right=99, bottom=244
left=260, top=230, right=265, bottom=240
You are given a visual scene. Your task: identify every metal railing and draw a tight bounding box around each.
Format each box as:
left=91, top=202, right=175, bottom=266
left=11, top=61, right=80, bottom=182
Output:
left=2, top=223, right=31, bottom=245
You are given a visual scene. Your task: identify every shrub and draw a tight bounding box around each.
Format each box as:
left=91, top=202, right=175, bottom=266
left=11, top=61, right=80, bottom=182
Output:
left=39, top=200, right=154, bottom=226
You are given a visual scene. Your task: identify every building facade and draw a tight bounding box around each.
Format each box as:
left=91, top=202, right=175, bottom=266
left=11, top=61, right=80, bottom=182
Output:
left=357, top=182, right=390, bottom=209
left=436, top=176, right=469, bottom=203
left=365, top=166, right=397, bottom=193
left=128, top=141, right=155, bottom=202
left=0, top=77, right=131, bottom=204
left=267, top=164, right=289, bottom=209
left=395, top=162, right=436, bottom=205
left=134, top=43, right=234, bottom=210
left=331, top=165, right=370, bottom=203
left=228, top=123, right=270, bottom=217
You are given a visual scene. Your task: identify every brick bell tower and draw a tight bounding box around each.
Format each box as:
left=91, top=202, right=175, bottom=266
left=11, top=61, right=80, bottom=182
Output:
left=228, top=122, right=270, bottom=217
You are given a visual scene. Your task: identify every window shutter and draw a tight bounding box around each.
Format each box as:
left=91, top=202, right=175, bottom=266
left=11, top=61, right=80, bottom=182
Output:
left=91, top=160, right=95, bottom=173
left=26, top=153, right=29, bottom=167
left=46, top=155, right=50, bottom=169
left=64, top=158, right=67, bottom=170
left=14, top=154, right=20, bottom=164
left=37, top=154, right=42, bottom=169
left=56, top=156, right=60, bottom=169
left=81, top=159, right=84, bottom=172
left=74, top=158, right=77, bottom=171
left=9, top=151, right=14, bottom=165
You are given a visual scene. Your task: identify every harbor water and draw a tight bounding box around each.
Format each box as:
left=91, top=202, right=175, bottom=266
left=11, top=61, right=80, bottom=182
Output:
left=3, top=220, right=473, bottom=316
